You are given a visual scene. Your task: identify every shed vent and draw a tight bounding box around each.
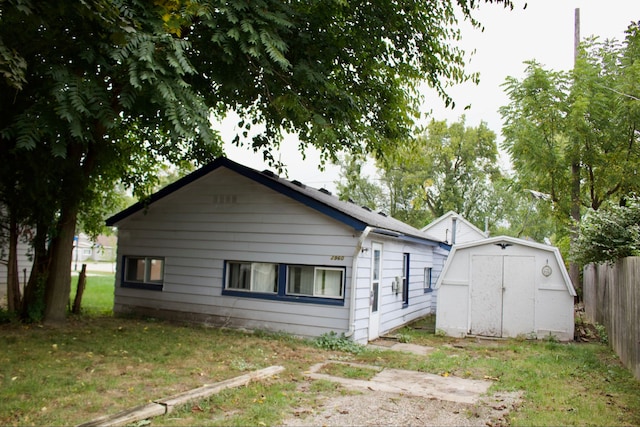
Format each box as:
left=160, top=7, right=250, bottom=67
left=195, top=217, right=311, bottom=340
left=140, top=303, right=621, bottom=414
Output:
left=291, top=180, right=306, bottom=188
left=319, top=188, right=332, bottom=195
left=261, top=170, right=276, bottom=178
left=378, top=211, right=388, bottom=217
left=361, top=206, right=372, bottom=212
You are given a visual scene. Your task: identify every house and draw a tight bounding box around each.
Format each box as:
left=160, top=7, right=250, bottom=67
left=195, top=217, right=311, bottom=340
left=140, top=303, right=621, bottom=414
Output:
left=71, top=233, right=117, bottom=266
left=434, top=236, right=576, bottom=341
left=106, top=157, right=449, bottom=343
left=421, top=211, right=488, bottom=245
left=0, top=236, right=32, bottom=298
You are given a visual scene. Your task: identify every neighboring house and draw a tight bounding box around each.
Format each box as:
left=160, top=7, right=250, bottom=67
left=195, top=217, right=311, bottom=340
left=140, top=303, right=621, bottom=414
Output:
left=72, top=233, right=116, bottom=265
left=421, top=211, right=488, bottom=245
left=0, top=237, right=32, bottom=296
left=106, top=157, right=449, bottom=343
left=434, top=236, right=576, bottom=341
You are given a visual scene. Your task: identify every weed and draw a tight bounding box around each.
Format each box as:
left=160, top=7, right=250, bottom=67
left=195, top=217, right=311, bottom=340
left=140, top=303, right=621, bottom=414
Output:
left=394, top=333, right=412, bottom=343
left=230, top=357, right=258, bottom=371
left=595, top=323, right=609, bottom=345
left=315, top=331, right=366, bottom=354
left=0, top=308, right=16, bottom=324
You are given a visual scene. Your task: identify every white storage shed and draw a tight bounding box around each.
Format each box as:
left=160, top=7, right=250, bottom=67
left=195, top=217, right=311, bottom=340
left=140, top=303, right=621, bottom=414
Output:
left=435, top=236, right=576, bottom=341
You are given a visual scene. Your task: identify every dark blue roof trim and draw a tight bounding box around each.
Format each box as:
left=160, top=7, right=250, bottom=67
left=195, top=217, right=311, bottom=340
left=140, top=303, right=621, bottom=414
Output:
left=106, top=158, right=226, bottom=226
left=106, top=157, right=443, bottom=247
left=439, top=242, right=452, bottom=251
left=107, top=157, right=367, bottom=230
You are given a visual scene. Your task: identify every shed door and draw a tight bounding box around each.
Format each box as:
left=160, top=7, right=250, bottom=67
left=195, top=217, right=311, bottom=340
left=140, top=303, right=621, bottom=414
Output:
left=470, top=255, right=503, bottom=337
left=502, top=256, right=535, bottom=338
left=470, top=255, right=536, bottom=338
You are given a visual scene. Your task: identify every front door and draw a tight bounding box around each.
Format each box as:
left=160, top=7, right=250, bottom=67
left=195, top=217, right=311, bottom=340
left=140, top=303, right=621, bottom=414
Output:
left=368, top=242, right=382, bottom=340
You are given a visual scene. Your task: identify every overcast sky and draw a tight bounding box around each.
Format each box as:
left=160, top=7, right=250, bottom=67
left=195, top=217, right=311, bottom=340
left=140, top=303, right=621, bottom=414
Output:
left=222, top=0, right=640, bottom=192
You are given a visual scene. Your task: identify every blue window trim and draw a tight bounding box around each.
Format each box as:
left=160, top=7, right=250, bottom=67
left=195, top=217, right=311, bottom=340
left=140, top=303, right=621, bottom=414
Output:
left=122, top=281, right=163, bottom=291
left=222, top=261, right=346, bottom=306
left=120, top=255, right=164, bottom=291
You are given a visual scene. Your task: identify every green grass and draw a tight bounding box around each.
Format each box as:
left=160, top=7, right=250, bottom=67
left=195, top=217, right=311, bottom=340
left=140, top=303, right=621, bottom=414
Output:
left=317, top=362, right=380, bottom=380
left=1, top=310, right=639, bottom=426
left=70, top=271, right=115, bottom=315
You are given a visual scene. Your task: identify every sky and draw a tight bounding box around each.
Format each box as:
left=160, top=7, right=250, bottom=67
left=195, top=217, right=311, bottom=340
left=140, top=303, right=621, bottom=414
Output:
left=222, top=0, right=640, bottom=193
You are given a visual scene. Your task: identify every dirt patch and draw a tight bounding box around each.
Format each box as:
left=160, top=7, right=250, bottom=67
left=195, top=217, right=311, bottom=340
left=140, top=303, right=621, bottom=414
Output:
left=282, top=381, right=522, bottom=426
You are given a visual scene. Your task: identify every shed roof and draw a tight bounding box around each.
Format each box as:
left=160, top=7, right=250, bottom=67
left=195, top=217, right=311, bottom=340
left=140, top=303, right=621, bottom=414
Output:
left=421, top=210, right=488, bottom=243
left=106, top=157, right=447, bottom=248
left=434, top=235, right=577, bottom=296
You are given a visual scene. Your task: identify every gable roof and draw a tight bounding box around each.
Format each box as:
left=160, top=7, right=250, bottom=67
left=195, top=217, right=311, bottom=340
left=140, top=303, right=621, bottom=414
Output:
left=421, top=210, right=487, bottom=244
left=106, top=157, right=446, bottom=247
left=435, top=235, right=577, bottom=296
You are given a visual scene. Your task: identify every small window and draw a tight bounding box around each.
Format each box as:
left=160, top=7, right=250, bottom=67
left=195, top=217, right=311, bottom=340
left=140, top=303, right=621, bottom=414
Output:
left=424, top=267, right=433, bottom=293
left=402, top=253, right=410, bottom=306
left=287, top=265, right=344, bottom=299
left=123, top=256, right=164, bottom=290
left=226, top=262, right=277, bottom=293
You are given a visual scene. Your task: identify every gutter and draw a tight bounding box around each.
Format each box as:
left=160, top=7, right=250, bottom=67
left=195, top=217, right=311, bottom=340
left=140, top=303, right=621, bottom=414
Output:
left=345, top=226, right=373, bottom=338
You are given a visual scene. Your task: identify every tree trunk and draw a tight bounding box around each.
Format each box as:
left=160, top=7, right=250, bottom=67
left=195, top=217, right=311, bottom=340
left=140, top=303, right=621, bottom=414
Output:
left=22, top=221, right=49, bottom=321
left=570, top=162, right=582, bottom=297
left=43, top=206, right=77, bottom=323
left=72, top=264, right=87, bottom=314
left=6, top=214, right=22, bottom=312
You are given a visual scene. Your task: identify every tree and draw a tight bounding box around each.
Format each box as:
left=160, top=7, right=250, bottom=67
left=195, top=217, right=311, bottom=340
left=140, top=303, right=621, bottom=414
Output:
left=337, top=117, right=510, bottom=231
left=0, top=0, right=516, bottom=322
left=500, top=23, right=640, bottom=291
left=415, top=118, right=500, bottom=226
left=335, top=154, right=386, bottom=212
left=572, top=198, right=640, bottom=266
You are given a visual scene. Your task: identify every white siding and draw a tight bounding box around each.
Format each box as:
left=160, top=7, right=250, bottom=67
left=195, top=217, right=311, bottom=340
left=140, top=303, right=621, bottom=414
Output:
left=0, top=239, right=32, bottom=294
left=113, top=168, right=358, bottom=339
left=349, top=235, right=444, bottom=343
left=435, top=237, right=575, bottom=341
left=422, top=212, right=486, bottom=245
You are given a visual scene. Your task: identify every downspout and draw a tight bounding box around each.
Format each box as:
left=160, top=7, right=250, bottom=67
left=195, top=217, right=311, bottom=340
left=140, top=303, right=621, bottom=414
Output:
left=345, top=226, right=373, bottom=338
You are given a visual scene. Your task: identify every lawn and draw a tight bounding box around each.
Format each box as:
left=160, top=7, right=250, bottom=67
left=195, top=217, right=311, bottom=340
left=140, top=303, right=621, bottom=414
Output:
left=0, top=280, right=639, bottom=426
left=70, top=271, right=115, bottom=315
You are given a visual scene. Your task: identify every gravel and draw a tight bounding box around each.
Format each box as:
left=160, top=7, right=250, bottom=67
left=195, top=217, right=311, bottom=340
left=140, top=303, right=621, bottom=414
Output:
left=281, top=383, right=522, bottom=427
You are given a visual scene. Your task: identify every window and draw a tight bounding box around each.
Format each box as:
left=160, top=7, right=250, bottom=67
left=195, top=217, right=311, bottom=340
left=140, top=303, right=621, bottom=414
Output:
left=287, top=265, right=344, bottom=298
left=402, top=253, right=410, bottom=307
left=424, top=267, right=433, bottom=293
left=223, top=261, right=345, bottom=305
left=123, top=256, right=164, bottom=290
left=226, top=262, right=277, bottom=293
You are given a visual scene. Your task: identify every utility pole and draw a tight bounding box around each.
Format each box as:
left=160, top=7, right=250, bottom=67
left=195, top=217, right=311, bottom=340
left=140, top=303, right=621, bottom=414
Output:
left=569, top=8, right=582, bottom=295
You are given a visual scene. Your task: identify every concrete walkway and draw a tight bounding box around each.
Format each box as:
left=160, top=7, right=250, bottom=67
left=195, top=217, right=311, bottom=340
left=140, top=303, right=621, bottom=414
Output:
left=306, top=361, right=492, bottom=405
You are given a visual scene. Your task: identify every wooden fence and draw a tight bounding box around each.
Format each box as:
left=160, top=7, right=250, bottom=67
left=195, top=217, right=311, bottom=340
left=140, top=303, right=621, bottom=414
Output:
left=583, top=257, right=640, bottom=380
